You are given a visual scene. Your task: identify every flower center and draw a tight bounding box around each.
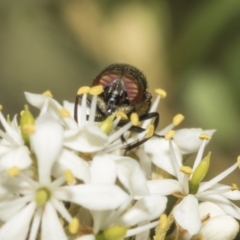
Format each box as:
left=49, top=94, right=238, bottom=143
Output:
left=35, top=187, right=51, bottom=206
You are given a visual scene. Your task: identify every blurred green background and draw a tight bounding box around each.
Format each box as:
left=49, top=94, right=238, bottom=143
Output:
left=0, top=0, right=239, bottom=204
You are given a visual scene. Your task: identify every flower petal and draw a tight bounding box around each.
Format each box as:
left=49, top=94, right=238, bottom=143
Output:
left=64, top=126, right=108, bottom=153
left=55, top=184, right=129, bottom=210
left=174, top=128, right=215, bottom=154
left=173, top=195, right=201, bottom=235
left=198, top=215, right=239, bottom=240
left=198, top=201, right=226, bottom=218
left=125, top=220, right=159, bottom=237
left=0, top=202, right=36, bottom=240
left=197, top=194, right=240, bottom=220
left=147, top=179, right=183, bottom=195
left=52, top=149, right=90, bottom=183
left=41, top=202, right=68, bottom=240
left=76, top=235, right=95, bottom=240
left=0, top=146, right=31, bottom=172
left=116, top=156, right=149, bottom=196
left=118, top=194, right=167, bottom=226
left=30, top=113, right=63, bottom=184
left=90, top=153, right=117, bottom=184
left=144, top=137, right=180, bottom=176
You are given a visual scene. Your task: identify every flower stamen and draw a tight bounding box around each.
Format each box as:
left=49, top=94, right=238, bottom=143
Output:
left=130, top=113, right=140, bottom=126
left=59, top=108, right=71, bottom=118
left=7, top=166, right=20, bottom=177
left=42, top=90, right=53, bottom=97
left=64, top=170, right=75, bottom=185
left=69, top=217, right=80, bottom=235
left=165, top=130, right=175, bottom=140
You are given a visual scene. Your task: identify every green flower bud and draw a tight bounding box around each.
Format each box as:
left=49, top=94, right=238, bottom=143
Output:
left=96, top=226, right=128, bottom=240
left=20, top=105, right=35, bottom=146
left=189, top=152, right=211, bottom=194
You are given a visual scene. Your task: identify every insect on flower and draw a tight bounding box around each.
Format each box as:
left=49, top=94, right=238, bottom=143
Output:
left=92, top=63, right=152, bottom=120
left=74, top=63, right=160, bottom=150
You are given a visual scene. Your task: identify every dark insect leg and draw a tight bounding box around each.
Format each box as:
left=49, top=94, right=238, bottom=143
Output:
left=122, top=112, right=165, bottom=152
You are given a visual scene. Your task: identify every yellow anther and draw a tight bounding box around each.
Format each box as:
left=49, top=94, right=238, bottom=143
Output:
left=199, top=133, right=211, bottom=140
left=172, top=192, right=184, bottom=199
left=22, top=124, right=36, bottom=134
left=20, top=110, right=24, bottom=116
left=146, top=124, right=154, bottom=138
left=77, top=86, right=90, bottom=95
left=180, top=166, right=193, bottom=175
left=89, top=85, right=103, bottom=96
left=100, top=115, right=114, bottom=134
left=130, top=113, right=140, bottom=126
left=0, top=105, right=2, bottom=110
left=69, top=217, right=79, bottom=234
left=159, top=214, right=168, bottom=230
left=42, top=90, right=53, bottom=98
left=165, top=130, right=175, bottom=140
left=116, top=111, right=128, bottom=120
left=103, top=226, right=128, bottom=240
left=231, top=183, right=239, bottom=191
left=7, top=114, right=11, bottom=124
left=7, top=166, right=20, bottom=177
left=173, top=114, right=184, bottom=126
left=237, top=156, right=240, bottom=168
left=155, top=88, right=167, bottom=98
left=59, top=108, right=71, bottom=118
left=64, top=170, right=75, bottom=185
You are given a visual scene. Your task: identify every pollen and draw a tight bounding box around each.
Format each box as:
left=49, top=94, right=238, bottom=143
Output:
left=20, top=110, right=24, bottom=116
left=42, top=90, right=53, bottom=98
left=100, top=115, right=114, bottom=134
left=7, top=166, right=20, bottom=177
left=159, top=214, right=168, bottom=230
left=64, top=170, right=75, bottom=185
left=180, top=166, right=193, bottom=175
left=155, top=88, right=167, bottom=98
left=231, top=183, right=239, bottom=191
left=22, top=124, right=36, bottom=134
left=146, top=124, right=154, bottom=138
left=69, top=217, right=79, bottom=234
left=89, top=85, right=103, bottom=96
left=116, top=111, right=128, bottom=120
left=59, top=108, right=71, bottom=118
left=199, top=133, right=211, bottom=140
left=130, top=113, right=140, bottom=126
left=0, top=105, right=2, bottom=110
left=173, top=114, right=184, bottom=126
left=77, top=86, right=90, bottom=95
left=165, top=130, right=175, bottom=140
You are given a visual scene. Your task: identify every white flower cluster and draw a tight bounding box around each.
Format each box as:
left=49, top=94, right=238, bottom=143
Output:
left=0, top=87, right=239, bottom=240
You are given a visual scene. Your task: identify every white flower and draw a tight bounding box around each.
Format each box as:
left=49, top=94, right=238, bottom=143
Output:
left=141, top=128, right=215, bottom=177
left=195, top=215, right=239, bottom=240
left=0, top=108, right=31, bottom=173
left=0, top=113, right=129, bottom=240
left=76, top=194, right=167, bottom=240
left=194, top=202, right=239, bottom=240
left=147, top=134, right=240, bottom=235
